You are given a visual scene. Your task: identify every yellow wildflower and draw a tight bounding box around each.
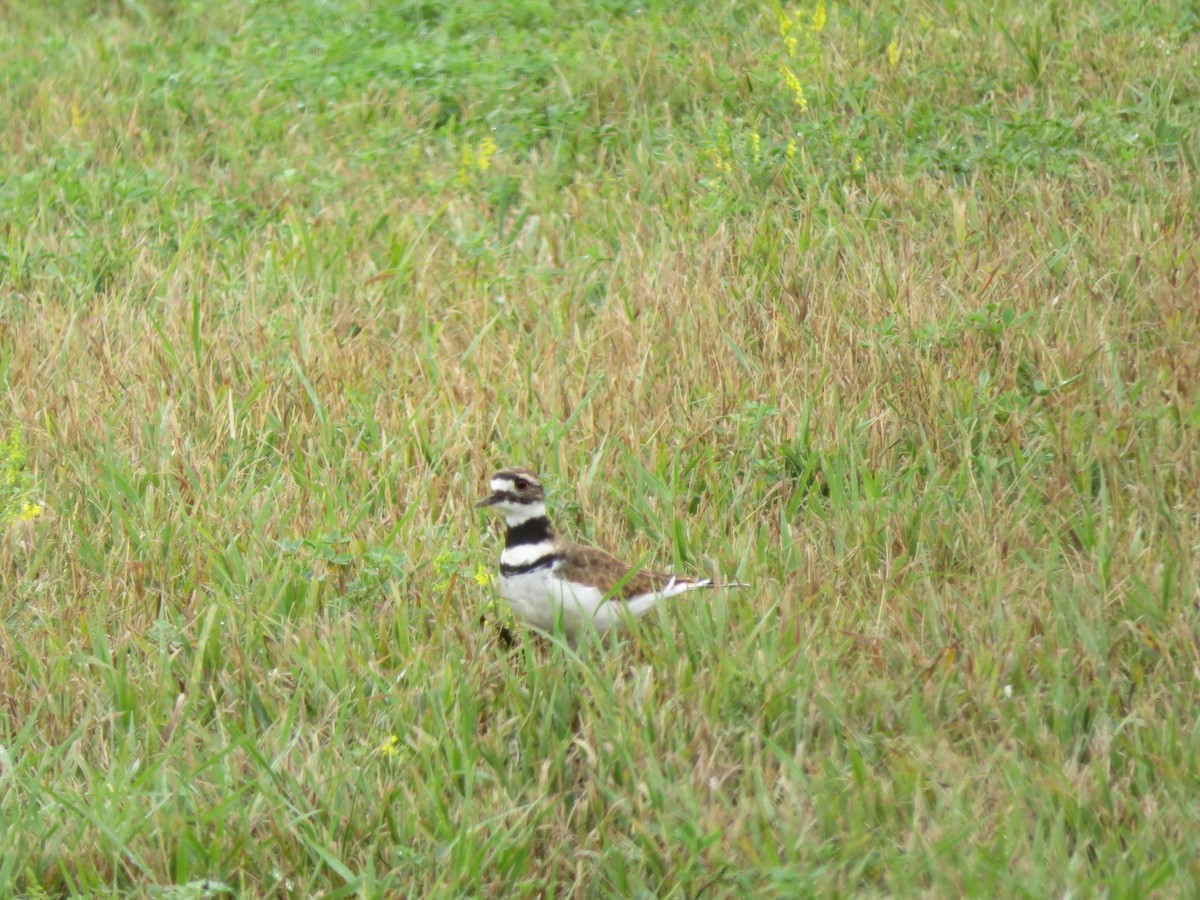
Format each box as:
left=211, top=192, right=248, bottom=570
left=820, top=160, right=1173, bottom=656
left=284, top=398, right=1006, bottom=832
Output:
left=477, top=136, right=497, bottom=172
left=786, top=138, right=797, bottom=160
left=19, top=502, right=42, bottom=521
left=458, top=145, right=473, bottom=184
left=472, top=563, right=493, bottom=587
left=886, top=39, right=900, bottom=68
left=853, top=152, right=863, bottom=172
left=784, top=35, right=798, bottom=55
left=750, top=131, right=761, bottom=162
left=707, top=145, right=733, bottom=174
left=778, top=10, right=793, bottom=37
left=376, top=735, right=400, bottom=757
left=781, top=65, right=807, bottom=110
left=812, top=2, right=826, bottom=32
left=458, top=137, right=498, bottom=183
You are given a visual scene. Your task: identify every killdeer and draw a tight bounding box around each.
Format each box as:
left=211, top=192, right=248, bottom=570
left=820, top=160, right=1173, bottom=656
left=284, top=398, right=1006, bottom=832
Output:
left=477, top=466, right=740, bottom=646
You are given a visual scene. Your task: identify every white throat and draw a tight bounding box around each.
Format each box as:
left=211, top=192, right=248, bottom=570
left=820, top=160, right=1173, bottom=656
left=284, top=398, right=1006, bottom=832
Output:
left=502, top=501, right=546, bottom=526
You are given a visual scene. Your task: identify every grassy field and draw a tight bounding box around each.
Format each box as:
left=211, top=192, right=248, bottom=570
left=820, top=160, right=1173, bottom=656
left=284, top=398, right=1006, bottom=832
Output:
left=1, top=0, right=1199, bottom=895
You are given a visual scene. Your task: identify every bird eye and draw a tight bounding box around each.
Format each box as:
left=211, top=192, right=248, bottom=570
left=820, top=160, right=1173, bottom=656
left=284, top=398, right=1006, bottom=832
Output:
left=512, top=477, right=529, bottom=491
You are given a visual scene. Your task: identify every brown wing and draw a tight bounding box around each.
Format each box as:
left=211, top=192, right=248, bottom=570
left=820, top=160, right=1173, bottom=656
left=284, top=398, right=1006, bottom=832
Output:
left=556, top=543, right=697, bottom=600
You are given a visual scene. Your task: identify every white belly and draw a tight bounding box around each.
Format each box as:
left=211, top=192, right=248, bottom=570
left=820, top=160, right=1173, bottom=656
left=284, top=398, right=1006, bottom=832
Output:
left=498, top=568, right=630, bottom=639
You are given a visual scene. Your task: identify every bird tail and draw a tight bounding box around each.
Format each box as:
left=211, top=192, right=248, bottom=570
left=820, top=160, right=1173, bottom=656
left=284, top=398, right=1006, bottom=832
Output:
left=668, top=577, right=746, bottom=595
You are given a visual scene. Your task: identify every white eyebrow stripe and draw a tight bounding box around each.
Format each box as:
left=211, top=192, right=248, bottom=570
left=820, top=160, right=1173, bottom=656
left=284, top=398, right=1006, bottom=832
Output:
left=492, top=475, right=541, bottom=491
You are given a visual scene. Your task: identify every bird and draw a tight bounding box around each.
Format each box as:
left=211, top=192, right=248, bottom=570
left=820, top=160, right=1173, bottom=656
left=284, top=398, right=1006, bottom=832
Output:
left=476, top=465, right=741, bottom=646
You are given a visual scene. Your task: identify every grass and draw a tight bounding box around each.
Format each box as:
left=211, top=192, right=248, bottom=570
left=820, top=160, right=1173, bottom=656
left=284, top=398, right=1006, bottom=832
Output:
left=1, top=0, right=1198, bottom=894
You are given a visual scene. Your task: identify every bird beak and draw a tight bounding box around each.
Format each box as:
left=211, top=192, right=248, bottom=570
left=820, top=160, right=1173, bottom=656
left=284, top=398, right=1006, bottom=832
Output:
left=475, top=493, right=500, bottom=509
